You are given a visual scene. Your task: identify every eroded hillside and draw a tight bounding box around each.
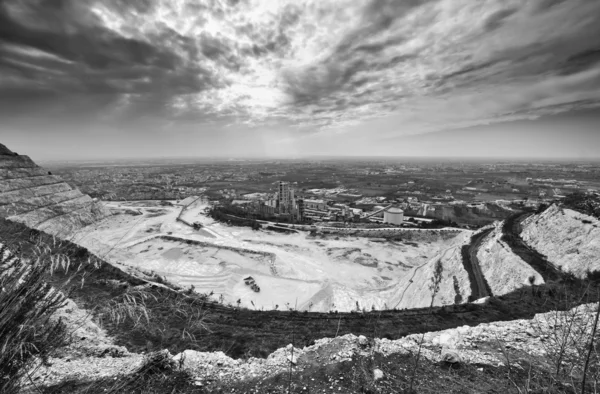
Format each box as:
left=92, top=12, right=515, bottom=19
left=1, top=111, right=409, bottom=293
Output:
left=521, top=204, right=600, bottom=278
left=476, top=222, right=545, bottom=295
left=0, top=143, right=108, bottom=237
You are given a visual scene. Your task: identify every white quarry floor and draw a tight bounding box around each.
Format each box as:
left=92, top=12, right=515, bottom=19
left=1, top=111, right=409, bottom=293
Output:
left=75, top=200, right=469, bottom=312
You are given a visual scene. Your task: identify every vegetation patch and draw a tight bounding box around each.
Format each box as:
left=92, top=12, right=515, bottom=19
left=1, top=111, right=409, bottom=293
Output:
left=562, top=193, right=600, bottom=219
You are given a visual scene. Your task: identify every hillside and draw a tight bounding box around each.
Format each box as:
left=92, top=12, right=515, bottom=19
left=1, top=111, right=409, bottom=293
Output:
left=424, top=203, right=514, bottom=227
left=520, top=204, right=600, bottom=278
left=476, top=222, right=545, bottom=295
left=2, top=142, right=600, bottom=392
left=0, top=144, right=108, bottom=237
left=0, top=214, right=594, bottom=392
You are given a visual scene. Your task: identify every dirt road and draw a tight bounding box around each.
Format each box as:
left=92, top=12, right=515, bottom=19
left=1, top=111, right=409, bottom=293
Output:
left=461, top=228, right=493, bottom=301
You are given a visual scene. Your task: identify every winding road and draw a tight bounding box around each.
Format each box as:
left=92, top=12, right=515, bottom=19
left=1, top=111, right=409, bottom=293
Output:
left=461, top=228, right=494, bottom=301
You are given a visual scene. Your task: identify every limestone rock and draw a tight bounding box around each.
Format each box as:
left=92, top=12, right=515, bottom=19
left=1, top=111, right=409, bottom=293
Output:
left=441, top=349, right=462, bottom=364
left=373, top=368, right=384, bottom=381
left=0, top=143, right=109, bottom=238
left=476, top=222, right=544, bottom=296
left=358, top=335, right=368, bottom=347
left=287, top=354, right=298, bottom=365
left=432, top=329, right=463, bottom=349
left=521, top=205, right=600, bottom=277
left=173, top=350, right=240, bottom=378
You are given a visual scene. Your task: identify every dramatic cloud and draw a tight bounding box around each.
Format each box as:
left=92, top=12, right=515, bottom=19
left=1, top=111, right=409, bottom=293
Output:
left=1, top=0, right=600, bottom=136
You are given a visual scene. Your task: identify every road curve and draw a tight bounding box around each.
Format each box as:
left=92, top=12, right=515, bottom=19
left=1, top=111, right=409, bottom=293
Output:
left=461, top=228, right=493, bottom=301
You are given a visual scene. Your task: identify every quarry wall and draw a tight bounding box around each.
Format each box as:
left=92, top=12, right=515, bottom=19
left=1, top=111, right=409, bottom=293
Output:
left=124, top=234, right=277, bottom=260
left=0, top=143, right=109, bottom=238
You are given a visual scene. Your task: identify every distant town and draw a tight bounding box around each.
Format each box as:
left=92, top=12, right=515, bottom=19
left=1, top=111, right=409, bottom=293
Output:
left=46, top=158, right=600, bottom=229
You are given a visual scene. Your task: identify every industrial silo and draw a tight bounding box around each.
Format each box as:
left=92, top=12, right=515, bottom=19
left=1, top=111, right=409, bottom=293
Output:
left=383, top=207, right=404, bottom=225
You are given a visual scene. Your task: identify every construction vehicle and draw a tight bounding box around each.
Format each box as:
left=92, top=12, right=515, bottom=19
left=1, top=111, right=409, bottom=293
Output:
left=243, top=276, right=261, bottom=292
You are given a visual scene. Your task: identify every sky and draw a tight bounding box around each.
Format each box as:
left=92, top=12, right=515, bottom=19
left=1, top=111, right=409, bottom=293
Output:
left=1, top=0, right=600, bottom=161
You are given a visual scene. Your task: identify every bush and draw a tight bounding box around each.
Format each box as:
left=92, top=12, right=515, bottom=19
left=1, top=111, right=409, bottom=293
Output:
left=586, top=270, right=600, bottom=283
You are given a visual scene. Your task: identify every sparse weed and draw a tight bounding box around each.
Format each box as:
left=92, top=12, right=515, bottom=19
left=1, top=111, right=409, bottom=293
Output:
left=0, top=243, right=72, bottom=394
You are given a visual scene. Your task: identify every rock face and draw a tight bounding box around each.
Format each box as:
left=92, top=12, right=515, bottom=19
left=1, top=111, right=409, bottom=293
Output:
left=476, top=222, right=544, bottom=295
left=0, top=143, right=108, bottom=238
left=307, top=232, right=474, bottom=311
left=521, top=205, right=600, bottom=278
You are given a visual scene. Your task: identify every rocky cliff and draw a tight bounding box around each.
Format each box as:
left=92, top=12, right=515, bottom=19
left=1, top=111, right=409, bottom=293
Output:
left=0, top=143, right=108, bottom=238
left=520, top=204, right=600, bottom=278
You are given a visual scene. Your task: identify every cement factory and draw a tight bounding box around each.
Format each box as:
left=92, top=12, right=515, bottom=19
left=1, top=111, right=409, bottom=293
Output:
left=231, top=181, right=412, bottom=226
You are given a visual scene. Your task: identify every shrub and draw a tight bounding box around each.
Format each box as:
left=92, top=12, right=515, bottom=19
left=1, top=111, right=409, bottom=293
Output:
left=586, top=270, right=600, bottom=283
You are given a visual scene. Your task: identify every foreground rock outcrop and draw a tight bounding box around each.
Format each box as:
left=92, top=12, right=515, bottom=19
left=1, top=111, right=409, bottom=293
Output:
left=521, top=204, right=600, bottom=278
left=30, top=298, right=144, bottom=387
left=169, top=303, right=598, bottom=386
left=0, top=143, right=108, bottom=238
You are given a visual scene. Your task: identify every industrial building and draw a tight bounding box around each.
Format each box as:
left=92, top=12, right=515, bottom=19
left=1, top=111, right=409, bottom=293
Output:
left=304, top=199, right=327, bottom=210
left=276, top=181, right=295, bottom=215
left=383, top=206, right=404, bottom=225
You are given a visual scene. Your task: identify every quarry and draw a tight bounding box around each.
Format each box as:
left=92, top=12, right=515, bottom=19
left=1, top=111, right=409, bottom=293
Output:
left=2, top=143, right=600, bottom=393
left=2, top=0, right=600, bottom=390
left=73, top=198, right=473, bottom=312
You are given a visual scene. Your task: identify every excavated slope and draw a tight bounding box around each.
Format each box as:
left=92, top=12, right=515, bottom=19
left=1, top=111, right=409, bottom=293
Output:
left=476, top=222, right=544, bottom=295
left=0, top=143, right=108, bottom=238
left=520, top=204, right=600, bottom=278
left=302, top=231, right=473, bottom=312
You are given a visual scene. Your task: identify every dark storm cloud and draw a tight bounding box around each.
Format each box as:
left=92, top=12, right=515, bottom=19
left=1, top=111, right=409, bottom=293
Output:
left=0, top=0, right=219, bottom=122
left=0, top=2, right=173, bottom=71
